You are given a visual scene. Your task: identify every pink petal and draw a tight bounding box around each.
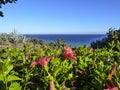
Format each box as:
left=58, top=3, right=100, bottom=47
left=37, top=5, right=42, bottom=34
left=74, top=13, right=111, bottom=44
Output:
left=45, top=56, right=52, bottom=62
left=30, top=61, right=37, bottom=67
left=25, top=54, right=29, bottom=60
left=63, top=52, right=76, bottom=60
left=37, top=58, right=47, bottom=66
left=64, top=46, right=72, bottom=51
left=37, top=56, right=52, bottom=66
left=50, top=80, right=54, bottom=90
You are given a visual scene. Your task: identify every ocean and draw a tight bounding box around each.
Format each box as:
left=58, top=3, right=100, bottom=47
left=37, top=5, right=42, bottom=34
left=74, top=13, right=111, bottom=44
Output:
left=25, top=34, right=106, bottom=46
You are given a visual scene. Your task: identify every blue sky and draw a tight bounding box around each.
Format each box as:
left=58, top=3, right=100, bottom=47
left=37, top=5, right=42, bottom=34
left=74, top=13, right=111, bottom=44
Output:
left=0, top=0, right=120, bottom=34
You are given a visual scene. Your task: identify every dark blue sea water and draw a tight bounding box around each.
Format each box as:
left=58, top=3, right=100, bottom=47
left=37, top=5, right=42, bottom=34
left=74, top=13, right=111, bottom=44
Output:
left=25, top=34, right=106, bottom=46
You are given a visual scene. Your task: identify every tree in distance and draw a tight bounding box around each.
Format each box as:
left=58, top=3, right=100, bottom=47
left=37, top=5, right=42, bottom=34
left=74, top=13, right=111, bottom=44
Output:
left=0, top=0, right=17, bottom=17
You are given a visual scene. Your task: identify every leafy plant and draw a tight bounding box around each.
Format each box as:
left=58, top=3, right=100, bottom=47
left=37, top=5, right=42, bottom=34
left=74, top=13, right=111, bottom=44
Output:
left=0, top=30, right=120, bottom=90
left=0, top=58, right=21, bottom=90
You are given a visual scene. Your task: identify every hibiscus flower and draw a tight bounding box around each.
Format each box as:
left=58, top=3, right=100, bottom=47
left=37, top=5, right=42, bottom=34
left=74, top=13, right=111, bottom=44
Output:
left=30, top=56, right=52, bottom=67
left=63, top=46, right=76, bottom=60
left=37, top=56, right=52, bottom=67
left=104, top=80, right=118, bottom=90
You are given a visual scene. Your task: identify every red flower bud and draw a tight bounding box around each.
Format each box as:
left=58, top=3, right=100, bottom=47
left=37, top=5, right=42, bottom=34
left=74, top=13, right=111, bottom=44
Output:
left=25, top=54, right=29, bottom=60
left=108, top=64, right=117, bottom=81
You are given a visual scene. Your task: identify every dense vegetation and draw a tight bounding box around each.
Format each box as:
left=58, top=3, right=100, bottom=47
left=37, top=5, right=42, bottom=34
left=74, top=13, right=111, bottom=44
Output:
left=0, top=29, right=120, bottom=90
left=91, top=28, right=120, bottom=50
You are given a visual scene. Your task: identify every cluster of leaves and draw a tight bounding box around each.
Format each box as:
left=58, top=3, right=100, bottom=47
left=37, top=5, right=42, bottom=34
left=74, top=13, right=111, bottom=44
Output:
left=0, top=0, right=17, bottom=17
left=0, top=39, right=120, bottom=90
left=91, top=28, right=120, bottom=49
left=0, top=30, right=27, bottom=45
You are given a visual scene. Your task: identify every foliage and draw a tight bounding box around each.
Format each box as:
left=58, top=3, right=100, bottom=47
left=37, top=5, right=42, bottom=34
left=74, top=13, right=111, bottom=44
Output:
left=0, top=0, right=17, bottom=17
left=0, top=58, right=22, bottom=90
left=0, top=39, right=120, bottom=90
left=91, top=28, right=120, bottom=49
left=0, top=29, right=120, bottom=89
left=0, top=30, right=28, bottom=45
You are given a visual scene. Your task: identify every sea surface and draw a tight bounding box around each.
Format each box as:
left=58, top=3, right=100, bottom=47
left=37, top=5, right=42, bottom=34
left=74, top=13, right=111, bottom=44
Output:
left=25, top=34, right=106, bottom=46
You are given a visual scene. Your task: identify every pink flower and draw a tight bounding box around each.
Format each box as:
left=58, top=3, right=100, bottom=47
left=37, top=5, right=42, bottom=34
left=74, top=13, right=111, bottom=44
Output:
left=50, top=80, right=54, bottom=90
left=63, top=46, right=76, bottom=60
left=63, top=52, right=76, bottom=60
left=105, top=81, right=118, bottom=90
left=30, top=56, right=52, bottom=67
left=37, top=56, right=52, bottom=66
left=64, top=46, right=73, bottom=52
left=30, top=61, right=38, bottom=67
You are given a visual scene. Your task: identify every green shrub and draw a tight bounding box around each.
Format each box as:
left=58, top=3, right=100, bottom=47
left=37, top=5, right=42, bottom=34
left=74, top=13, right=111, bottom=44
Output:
left=91, top=28, right=120, bottom=50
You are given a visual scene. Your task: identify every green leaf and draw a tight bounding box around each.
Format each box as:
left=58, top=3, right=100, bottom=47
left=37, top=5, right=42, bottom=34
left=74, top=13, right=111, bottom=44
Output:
left=54, top=67, right=61, bottom=77
left=9, top=82, right=22, bottom=90
left=4, top=64, right=13, bottom=75
left=0, top=61, right=3, bottom=73
left=104, top=66, right=111, bottom=72
left=51, top=58, right=58, bottom=64
left=0, top=74, right=3, bottom=81
left=68, top=73, right=73, bottom=79
left=2, top=59, right=13, bottom=75
left=7, top=75, right=22, bottom=82
left=94, top=70, right=100, bottom=75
